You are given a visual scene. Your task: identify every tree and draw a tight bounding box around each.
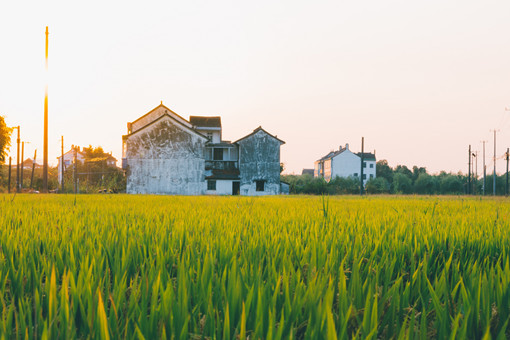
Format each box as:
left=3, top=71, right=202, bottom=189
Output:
left=82, top=145, right=107, bottom=159
left=365, top=177, right=390, bottom=194
left=376, top=160, right=393, bottom=184
left=392, top=172, right=413, bottom=194
left=414, top=173, right=438, bottom=194
left=0, top=116, right=13, bottom=164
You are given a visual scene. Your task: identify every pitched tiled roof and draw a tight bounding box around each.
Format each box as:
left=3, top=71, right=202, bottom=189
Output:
left=190, top=116, right=222, bottom=128
left=234, top=126, right=285, bottom=145
left=356, top=152, right=376, bottom=161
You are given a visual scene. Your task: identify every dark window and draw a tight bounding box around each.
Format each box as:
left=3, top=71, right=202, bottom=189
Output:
left=363, top=162, right=367, bottom=168
left=207, top=180, right=216, bottom=191
left=256, top=180, right=265, bottom=192
left=207, top=132, right=213, bottom=141
left=354, top=173, right=358, bottom=177
left=370, top=163, right=374, bottom=168
left=363, top=174, right=366, bottom=180
left=370, top=174, right=374, bottom=179
left=213, top=148, right=223, bottom=161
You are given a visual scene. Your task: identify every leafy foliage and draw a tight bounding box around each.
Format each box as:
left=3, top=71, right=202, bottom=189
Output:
left=0, top=116, right=13, bottom=164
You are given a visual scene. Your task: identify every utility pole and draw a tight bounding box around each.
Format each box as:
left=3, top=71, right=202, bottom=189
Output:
left=8, top=157, right=11, bottom=193
left=61, top=136, right=64, bottom=193
left=506, top=148, right=509, bottom=197
left=360, top=137, right=364, bottom=196
left=20, top=141, right=24, bottom=190
left=474, top=151, right=478, bottom=194
left=491, top=129, right=499, bottom=196
left=468, top=145, right=471, bottom=195
left=481, top=140, right=487, bottom=195
left=15, top=126, right=20, bottom=193
left=43, top=26, right=49, bottom=193
left=30, top=149, right=37, bottom=189
left=73, top=146, right=78, bottom=194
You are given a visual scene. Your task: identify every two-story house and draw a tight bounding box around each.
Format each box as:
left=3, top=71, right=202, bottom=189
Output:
left=122, top=103, right=285, bottom=195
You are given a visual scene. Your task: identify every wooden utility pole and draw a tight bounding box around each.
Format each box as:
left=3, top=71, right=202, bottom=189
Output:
left=360, top=137, right=364, bottom=196
left=30, top=150, right=37, bottom=189
left=468, top=145, right=471, bottom=195
left=20, top=141, right=24, bottom=190
left=43, top=26, right=49, bottom=193
left=61, top=136, right=64, bottom=193
left=8, top=157, right=11, bottom=193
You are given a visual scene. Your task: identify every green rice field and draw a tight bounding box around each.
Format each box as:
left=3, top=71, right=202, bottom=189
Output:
left=1, top=195, right=509, bottom=339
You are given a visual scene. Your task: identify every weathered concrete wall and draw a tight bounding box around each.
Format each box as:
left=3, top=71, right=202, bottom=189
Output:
left=238, top=130, right=281, bottom=195
left=125, top=117, right=206, bottom=194
left=205, top=179, right=236, bottom=195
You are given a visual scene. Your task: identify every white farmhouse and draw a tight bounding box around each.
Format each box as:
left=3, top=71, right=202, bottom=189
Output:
left=314, top=143, right=376, bottom=185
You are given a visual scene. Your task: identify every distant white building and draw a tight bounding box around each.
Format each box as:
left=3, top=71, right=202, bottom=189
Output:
left=314, top=143, right=376, bottom=185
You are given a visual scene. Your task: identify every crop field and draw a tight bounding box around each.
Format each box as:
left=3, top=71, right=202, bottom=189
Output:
left=0, top=195, right=510, bottom=339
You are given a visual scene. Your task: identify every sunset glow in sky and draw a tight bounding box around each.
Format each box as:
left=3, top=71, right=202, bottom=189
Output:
left=1, top=0, right=509, bottom=174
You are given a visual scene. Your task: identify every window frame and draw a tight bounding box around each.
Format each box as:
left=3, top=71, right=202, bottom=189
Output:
left=207, top=180, right=216, bottom=191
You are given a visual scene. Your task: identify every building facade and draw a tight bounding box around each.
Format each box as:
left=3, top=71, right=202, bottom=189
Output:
left=314, top=143, right=376, bottom=185
left=122, top=103, right=285, bottom=195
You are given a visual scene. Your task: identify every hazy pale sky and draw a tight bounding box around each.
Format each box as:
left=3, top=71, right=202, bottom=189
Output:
left=1, top=0, right=509, bottom=174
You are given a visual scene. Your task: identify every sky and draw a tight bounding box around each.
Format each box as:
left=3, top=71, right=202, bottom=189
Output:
left=1, top=0, right=509, bottom=175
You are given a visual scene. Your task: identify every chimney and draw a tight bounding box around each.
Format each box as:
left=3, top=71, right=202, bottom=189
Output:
left=339, top=145, right=342, bottom=151
left=345, top=143, right=349, bottom=150
left=127, top=122, right=132, bottom=134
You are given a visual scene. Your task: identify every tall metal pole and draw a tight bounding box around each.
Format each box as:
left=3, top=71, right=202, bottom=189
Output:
left=43, top=26, right=49, bottom=192
left=360, top=137, right=364, bottom=196
left=16, top=126, right=20, bottom=193
left=61, top=136, right=64, bottom=193
left=20, top=141, right=24, bottom=190
left=30, top=149, right=37, bottom=189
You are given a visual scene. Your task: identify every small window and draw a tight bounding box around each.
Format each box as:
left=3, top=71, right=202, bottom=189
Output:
left=354, top=173, right=358, bottom=177
left=207, top=132, right=213, bottom=141
left=370, top=163, right=374, bottom=168
left=363, top=162, right=367, bottom=168
left=213, top=148, right=223, bottom=161
left=207, top=180, right=216, bottom=191
left=256, top=180, right=265, bottom=192
left=370, top=174, right=374, bottom=179
left=363, top=174, right=366, bottom=180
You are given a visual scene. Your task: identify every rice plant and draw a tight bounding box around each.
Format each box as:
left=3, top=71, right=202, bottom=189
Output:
left=0, top=194, right=509, bottom=339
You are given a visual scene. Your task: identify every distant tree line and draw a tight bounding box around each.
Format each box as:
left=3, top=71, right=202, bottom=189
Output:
left=281, top=160, right=510, bottom=195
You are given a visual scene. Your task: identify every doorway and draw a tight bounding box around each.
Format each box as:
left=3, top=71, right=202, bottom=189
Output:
left=232, top=181, right=240, bottom=195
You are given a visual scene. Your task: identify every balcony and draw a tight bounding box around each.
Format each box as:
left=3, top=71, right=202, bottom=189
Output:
left=205, top=160, right=238, bottom=171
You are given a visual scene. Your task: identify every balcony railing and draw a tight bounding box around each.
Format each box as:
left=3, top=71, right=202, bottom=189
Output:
left=205, top=160, right=238, bottom=171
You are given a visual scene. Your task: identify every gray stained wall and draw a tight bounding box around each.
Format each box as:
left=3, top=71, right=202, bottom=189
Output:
left=125, top=117, right=207, bottom=194
left=238, top=130, right=281, bottom=195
